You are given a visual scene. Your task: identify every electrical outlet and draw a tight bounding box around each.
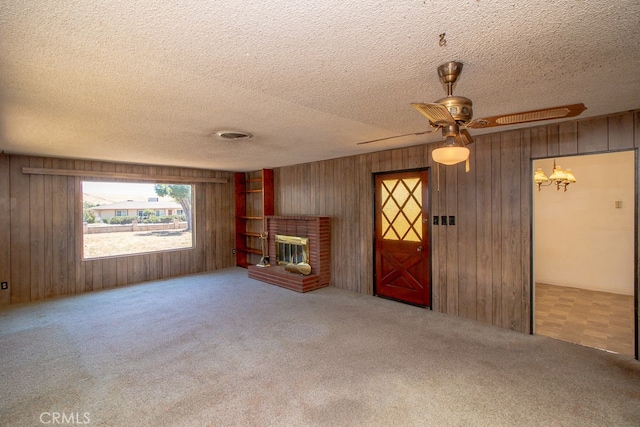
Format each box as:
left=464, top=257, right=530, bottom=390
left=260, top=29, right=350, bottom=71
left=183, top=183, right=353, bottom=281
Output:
left=441, top=215, right=447, bottom=226
left=433, top=216, right=439, bottom=225
left=1, top=282, right=8, bottom=290
left=232, top=248, right=236, bottom=254
left=449, top=216, right=456, bottom=226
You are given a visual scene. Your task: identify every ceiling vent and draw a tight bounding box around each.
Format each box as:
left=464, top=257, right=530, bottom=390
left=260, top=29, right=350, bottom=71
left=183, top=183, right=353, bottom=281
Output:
left=214, top=130, right=253, bottom=140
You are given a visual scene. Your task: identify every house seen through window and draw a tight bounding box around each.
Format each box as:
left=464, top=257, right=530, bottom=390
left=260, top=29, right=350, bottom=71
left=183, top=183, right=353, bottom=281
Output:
left=82, top=181, right=195, bottom=259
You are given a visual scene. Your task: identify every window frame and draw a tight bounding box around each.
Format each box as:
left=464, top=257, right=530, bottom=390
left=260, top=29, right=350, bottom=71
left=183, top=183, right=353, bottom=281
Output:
left=81, top=181, right=196, bottom=260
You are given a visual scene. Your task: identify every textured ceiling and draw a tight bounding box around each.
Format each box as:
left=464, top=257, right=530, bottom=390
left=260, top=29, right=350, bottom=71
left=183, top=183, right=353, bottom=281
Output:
left=1, top=1, right=639, bottom=171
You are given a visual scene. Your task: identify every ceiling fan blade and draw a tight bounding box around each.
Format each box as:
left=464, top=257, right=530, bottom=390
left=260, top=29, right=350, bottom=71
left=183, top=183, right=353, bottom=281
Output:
left=455, top=128, right=474, bottom=146
left=466, top=103, right=586, bottom=129
left=357, top=129, right=435, bottom=145
left=411, top=103, right=457, bottom=127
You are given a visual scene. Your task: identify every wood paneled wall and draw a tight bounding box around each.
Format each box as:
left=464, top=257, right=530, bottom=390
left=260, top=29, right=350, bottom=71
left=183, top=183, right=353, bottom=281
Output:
left=0, top=155, right=236, bottom=306
left=1, top=111, right=637, bottom=357
left=275, top=110, right=640, bottom=345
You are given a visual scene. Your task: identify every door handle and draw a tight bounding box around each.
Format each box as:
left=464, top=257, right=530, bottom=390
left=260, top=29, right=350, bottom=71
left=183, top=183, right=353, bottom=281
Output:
left=417, top=245, right=424, bottom=252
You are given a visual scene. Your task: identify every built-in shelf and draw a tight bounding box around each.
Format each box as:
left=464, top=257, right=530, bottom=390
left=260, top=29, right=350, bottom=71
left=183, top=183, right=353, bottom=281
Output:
left=234, top=169, right=274, bottom=268
left=239, top=231, right=262, bottom=237
left=237, top=247, right=263, bottom=255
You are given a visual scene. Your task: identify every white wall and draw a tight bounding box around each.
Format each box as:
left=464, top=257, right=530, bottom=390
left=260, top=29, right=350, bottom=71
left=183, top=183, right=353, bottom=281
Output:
left=533, top=151, right=635, bottom=295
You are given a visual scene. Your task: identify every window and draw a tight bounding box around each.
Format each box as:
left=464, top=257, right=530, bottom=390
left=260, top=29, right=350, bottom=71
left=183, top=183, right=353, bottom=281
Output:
left=82, top=181, right=195, bottom=259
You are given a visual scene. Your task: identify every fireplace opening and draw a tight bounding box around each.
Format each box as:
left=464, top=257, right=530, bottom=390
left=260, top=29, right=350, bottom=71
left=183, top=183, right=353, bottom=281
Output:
left=275, top=234, right=309, bottom=266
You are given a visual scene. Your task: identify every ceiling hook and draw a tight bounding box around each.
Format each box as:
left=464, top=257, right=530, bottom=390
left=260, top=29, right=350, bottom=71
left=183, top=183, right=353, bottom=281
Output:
left=439, top=33, right=447, bottom=47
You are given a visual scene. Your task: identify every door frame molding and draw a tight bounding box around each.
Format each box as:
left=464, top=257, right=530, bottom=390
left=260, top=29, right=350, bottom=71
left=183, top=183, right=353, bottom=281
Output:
left=372, top=167, right=432, bottom=307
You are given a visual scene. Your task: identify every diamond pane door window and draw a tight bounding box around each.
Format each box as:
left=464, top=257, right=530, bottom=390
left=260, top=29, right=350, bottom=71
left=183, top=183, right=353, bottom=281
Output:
left=380, top=177, right=423, bottom=242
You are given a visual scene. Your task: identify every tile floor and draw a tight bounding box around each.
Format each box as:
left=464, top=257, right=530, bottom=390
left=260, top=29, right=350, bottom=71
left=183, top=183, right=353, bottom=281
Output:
left=534, top=282, right=635, bottom=357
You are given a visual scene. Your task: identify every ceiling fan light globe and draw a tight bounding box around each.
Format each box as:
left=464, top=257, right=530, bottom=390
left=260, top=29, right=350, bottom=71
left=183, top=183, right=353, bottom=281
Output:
left=432, top=146, right=470, bottom=165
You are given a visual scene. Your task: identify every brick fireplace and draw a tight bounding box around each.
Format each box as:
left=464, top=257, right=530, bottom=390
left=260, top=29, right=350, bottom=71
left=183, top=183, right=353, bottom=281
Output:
left=247, top=215, right=330, bottom=292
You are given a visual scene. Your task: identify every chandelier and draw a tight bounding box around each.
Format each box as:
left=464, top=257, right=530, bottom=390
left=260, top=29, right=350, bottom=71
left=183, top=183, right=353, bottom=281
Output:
left=533, top=160, right=576, bottom=191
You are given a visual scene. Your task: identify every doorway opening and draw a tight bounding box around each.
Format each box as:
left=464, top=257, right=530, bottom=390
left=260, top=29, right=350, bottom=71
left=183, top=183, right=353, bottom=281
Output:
left=532, top=151, right=636, bottom=356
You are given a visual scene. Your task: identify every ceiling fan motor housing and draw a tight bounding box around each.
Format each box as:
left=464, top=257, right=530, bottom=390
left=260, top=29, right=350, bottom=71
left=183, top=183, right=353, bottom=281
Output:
left=436, top=95, right=473, bottom=123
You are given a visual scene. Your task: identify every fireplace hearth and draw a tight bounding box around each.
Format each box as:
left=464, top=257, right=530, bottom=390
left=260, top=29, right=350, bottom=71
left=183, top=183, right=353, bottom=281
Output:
left=248, top=216, right=330, bottom=292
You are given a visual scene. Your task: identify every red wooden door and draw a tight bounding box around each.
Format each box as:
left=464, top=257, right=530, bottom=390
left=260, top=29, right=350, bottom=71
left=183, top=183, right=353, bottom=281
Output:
left=374, top=170, right=431, bottom=307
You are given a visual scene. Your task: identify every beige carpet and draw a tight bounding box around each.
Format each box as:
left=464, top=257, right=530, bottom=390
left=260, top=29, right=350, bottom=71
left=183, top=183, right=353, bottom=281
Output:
left=1, top=267, right=639, bottom=426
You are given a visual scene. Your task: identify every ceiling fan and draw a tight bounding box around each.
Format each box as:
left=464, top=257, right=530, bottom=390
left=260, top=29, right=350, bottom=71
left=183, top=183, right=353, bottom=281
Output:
left=358, top=61, right=586, bottom=167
